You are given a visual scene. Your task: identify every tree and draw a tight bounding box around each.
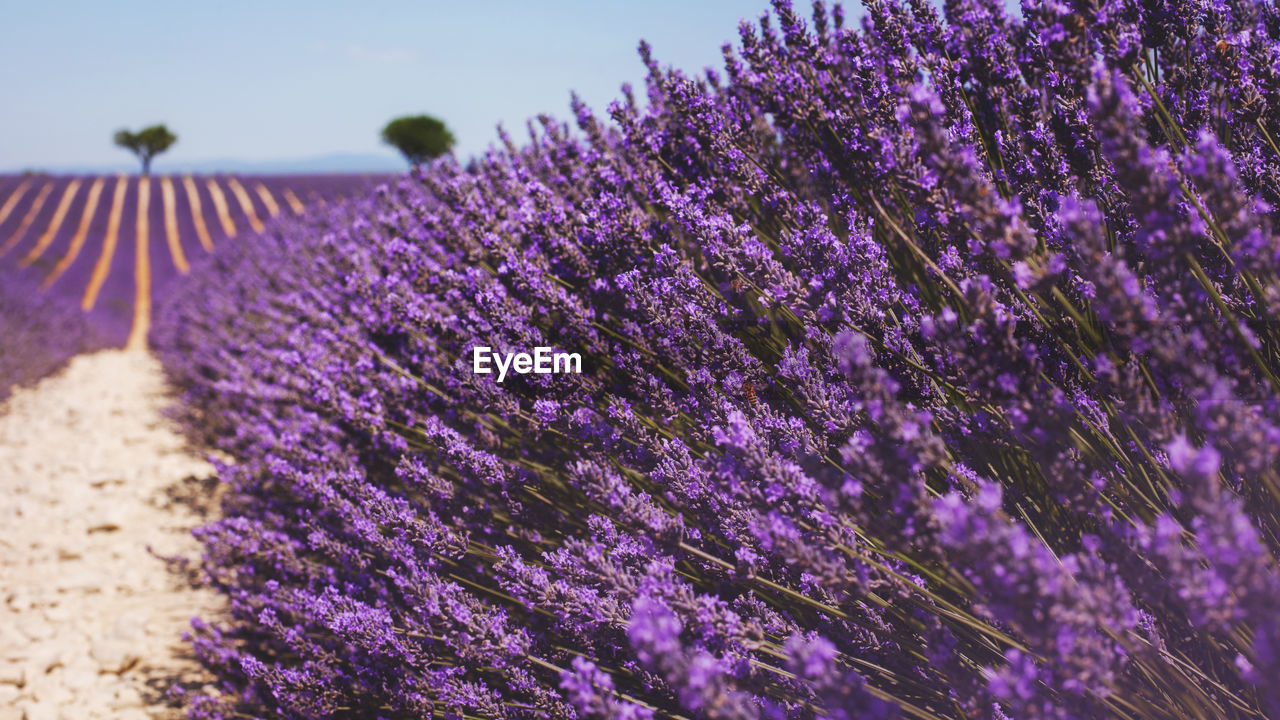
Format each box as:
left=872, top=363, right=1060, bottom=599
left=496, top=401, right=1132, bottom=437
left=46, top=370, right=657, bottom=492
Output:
left=381, top=115, right=455, bottom=167
left=113, top=124, right=177, bottom=175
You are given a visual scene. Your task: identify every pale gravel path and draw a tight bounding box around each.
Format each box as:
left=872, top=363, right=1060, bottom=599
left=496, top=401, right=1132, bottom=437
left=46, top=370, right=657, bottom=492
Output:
left=0, top=350, right=222, bottom=720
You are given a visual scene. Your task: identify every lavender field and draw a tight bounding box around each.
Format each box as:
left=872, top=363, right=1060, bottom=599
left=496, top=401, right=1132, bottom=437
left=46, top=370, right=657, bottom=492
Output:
left=0, top=173, right=381, bottom=397
left=138, top=0, right=1280, bottom=718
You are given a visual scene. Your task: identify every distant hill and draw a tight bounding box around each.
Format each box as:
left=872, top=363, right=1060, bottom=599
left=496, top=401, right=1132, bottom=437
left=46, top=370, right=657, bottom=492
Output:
left=7, top=153, right=407, bottom=176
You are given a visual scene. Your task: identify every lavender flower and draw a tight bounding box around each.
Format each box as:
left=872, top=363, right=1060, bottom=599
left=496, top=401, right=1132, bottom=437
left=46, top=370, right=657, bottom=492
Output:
left=154, top=2, right=1280, bottom=718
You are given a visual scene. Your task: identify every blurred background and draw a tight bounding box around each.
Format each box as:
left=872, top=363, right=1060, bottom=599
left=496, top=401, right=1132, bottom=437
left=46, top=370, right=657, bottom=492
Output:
left=0, top=0, right=777, bottom=395
left=0, top=0, right=770, bottom=173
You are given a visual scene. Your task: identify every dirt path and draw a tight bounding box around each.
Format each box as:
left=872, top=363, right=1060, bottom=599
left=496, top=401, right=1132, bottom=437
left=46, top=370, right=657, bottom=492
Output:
left=0, top=350, right=221, bottom=720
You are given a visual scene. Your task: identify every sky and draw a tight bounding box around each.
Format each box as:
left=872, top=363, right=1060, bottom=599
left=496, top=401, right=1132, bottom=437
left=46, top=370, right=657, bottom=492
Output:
left=0, top=1, right=778, bottom=173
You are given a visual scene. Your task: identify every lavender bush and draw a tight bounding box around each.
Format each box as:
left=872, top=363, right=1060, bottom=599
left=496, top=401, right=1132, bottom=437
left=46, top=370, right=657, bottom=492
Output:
left=0, top=271, right=105, bottom=402
left=154, top=1, right=1280, bottom=717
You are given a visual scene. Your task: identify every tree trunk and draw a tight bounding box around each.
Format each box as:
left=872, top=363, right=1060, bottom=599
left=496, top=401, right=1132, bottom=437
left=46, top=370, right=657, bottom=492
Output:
left=142, top=156, right=151, bottom=176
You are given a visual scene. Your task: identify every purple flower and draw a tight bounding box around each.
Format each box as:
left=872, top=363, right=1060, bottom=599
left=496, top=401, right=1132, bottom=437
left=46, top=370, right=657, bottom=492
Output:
left=151, top=2, right=1280, bottom=718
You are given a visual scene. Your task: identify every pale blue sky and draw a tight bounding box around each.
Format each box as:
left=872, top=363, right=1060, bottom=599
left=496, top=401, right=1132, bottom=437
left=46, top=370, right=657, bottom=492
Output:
left=0, top=1, right=782, bottom=172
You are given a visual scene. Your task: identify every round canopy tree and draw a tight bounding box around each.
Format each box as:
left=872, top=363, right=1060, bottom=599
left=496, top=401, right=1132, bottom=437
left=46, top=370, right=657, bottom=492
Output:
left=113, top=124, right=177, bottom=175
left=381, top=115, right=455, bottom=167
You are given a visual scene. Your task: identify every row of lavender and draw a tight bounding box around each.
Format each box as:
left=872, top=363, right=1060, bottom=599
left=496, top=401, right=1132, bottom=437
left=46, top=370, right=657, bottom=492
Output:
left=0, top=174, right=381, bottom=399
left=0, top=272, right=104, bottom=401
left=154, top=1, right=1280, bottom=718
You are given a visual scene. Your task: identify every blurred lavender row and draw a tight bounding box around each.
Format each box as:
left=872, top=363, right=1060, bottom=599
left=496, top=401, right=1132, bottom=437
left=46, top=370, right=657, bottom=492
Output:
left=0, top=272, right=106, bottom=402
left=0, top=174, right=383, bottom=394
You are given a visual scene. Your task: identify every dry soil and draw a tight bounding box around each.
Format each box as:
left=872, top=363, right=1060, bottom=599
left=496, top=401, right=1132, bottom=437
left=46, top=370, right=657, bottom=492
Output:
left=0, top=350, right=221, bottom=720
